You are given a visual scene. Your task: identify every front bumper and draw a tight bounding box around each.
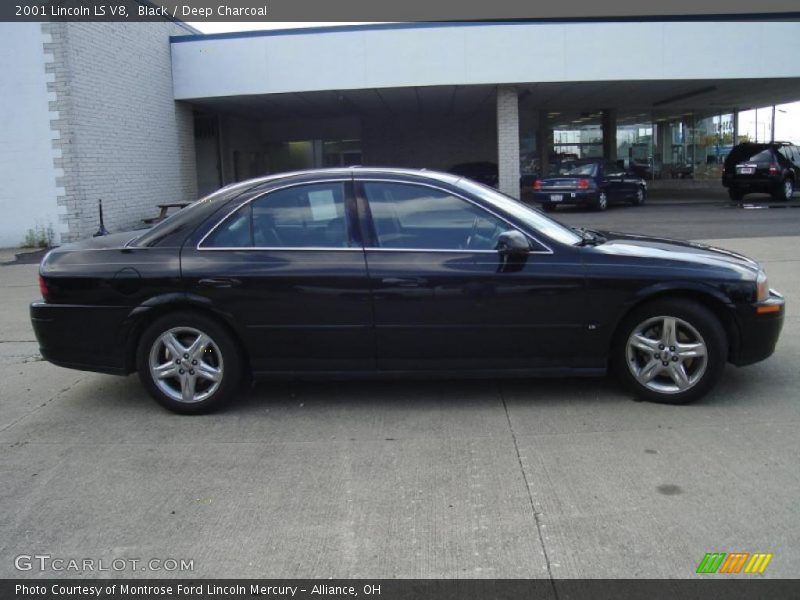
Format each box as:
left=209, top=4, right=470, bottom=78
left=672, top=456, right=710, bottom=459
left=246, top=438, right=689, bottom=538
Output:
left=532, top=190, right=598, bottom=205
left=30, top=301, right=130, bottom=375
left=730, top=290, right=785, bottom=366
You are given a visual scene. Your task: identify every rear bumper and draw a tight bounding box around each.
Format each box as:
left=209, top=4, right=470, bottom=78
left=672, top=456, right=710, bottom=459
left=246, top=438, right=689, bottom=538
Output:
left=532, top=190, right=597, bottom=205
left=30, top=301, right=131, bottom=375
left=730, top=290, right=785, bottom=367
left=722, top=175, right=780, bottom=191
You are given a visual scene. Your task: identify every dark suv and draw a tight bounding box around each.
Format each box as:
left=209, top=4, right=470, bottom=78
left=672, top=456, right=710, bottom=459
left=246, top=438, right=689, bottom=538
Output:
left=722, top=142, right=799, bottom=202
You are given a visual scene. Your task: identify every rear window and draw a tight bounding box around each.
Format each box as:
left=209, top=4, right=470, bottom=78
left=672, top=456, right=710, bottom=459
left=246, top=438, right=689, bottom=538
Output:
left=725, top=144, right=774, bottom=166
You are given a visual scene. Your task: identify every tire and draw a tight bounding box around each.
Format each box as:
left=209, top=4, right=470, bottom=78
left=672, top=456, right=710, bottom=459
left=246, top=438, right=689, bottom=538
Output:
left=542, top=202, right=556, bottom=212
left=727, top=187, right=743, bottom=202
left=136, top=311, right=244, bottom=414
left=595, top=191, right=608, bottom=211
left=632, top=186, right=646, bottom=206
left=772, top=178, right=794, bottom=202
left=611, top=299, right=727, bottom=405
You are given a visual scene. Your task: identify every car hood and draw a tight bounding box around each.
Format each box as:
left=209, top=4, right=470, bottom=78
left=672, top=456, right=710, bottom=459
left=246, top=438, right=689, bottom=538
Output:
left=592, top=230, right=761, bottom=276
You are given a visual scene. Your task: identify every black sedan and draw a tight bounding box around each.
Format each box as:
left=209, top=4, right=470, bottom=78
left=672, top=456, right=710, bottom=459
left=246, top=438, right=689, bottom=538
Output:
left=31, top=168, right=784, bottom=413
left=532, top=159, right=647, bottom=211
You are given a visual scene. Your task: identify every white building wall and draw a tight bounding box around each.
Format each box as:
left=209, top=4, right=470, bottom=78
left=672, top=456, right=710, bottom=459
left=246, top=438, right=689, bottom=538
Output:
left=0, top=23, right=63, bottom=247
left=47, top=22, right=197, bottom=241
left=172, top=21, right=800, bottom=100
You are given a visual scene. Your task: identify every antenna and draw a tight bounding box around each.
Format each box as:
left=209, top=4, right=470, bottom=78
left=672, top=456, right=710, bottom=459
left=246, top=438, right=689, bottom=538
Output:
left=93, top=199, right=109, bottom=237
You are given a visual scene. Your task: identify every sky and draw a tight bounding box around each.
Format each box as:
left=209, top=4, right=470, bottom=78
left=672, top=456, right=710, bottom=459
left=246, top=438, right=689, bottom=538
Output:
left=189, top=21, right=800, bottom=144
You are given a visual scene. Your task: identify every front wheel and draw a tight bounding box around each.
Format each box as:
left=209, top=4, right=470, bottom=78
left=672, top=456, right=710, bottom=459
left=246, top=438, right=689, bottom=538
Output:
left=632, top=187, right=646, bottom=206
left=136, top=311, right=243, bottom=414
left=612, top=299, right=727, bottom=404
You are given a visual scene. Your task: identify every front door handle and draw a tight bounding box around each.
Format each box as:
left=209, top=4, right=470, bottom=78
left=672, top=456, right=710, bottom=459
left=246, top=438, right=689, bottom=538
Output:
left=382, top=277, right=424, bottom=288
left=198, top=277, right=241, bottom=288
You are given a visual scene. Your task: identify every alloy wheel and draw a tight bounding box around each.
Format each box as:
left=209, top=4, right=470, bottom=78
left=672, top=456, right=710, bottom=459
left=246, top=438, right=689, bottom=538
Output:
left=625, top=315, right=708, bottom=394
left=785, top=179, right=794, bottom=200
left=148, top=327, right=224, bottom=403
left=598, top=192, right=608, bottom=210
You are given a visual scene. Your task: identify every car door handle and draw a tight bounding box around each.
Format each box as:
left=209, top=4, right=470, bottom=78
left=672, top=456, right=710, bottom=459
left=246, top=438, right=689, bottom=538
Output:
left=381, top=277, right=424, bottom=288
left=198, top=277, right=241, bottom=288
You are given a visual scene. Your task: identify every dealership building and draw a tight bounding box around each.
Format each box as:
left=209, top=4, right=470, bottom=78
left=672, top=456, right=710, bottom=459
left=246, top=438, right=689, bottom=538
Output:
left=2, top=18, right=800, bottom=246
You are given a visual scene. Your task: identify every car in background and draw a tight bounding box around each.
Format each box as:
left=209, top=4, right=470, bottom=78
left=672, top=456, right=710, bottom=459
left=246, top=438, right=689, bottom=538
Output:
left=531, top=159, right=647, bottom=211
left=722, top=142, right=799, bottom=202
left=447, top=161, right=498, bottom=187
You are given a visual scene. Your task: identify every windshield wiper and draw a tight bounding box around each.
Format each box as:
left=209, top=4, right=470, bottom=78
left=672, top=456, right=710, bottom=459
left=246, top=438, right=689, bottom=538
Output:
left=573, top=227, right=607, bottom=246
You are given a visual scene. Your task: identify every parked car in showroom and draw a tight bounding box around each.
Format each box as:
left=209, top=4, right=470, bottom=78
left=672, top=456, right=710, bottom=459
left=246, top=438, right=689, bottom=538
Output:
left=723, top=141, right=799, bottom=201
left=532, top=159, right=647, bottom=211
left=31, top=168, right=784, bottom=413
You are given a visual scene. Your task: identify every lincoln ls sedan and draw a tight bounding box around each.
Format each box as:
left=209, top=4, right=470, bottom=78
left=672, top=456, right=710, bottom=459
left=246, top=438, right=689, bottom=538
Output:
left=31, top=168, right=784, bottom=413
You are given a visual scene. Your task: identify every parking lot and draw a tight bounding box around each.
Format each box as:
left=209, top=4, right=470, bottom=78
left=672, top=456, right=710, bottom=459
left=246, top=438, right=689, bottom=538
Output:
left=1, top=199, right=798, bottom=579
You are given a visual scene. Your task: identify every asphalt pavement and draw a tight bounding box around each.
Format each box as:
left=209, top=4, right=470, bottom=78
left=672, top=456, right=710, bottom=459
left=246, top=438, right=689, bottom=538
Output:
left=0, top=201, right=798, bottom=579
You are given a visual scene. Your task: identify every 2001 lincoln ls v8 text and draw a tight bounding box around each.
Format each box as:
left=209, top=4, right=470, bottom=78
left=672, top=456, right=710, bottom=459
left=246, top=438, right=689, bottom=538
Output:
left=31, top=168, right=785, bottom=413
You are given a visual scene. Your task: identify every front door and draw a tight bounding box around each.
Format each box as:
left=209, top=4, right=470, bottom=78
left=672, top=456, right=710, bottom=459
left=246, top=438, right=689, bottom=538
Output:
left=181, top=179, right=374, bottom=373
left=356, top=178, right=588, bottom=372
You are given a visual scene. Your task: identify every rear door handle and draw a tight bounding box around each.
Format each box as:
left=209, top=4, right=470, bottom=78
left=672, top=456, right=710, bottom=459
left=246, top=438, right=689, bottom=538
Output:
left=198, top=277, right=241, bottom=288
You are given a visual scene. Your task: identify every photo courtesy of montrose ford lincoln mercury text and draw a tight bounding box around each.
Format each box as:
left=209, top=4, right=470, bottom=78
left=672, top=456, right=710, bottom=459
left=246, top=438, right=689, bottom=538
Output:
left=30, top=168, right=785, bottom=413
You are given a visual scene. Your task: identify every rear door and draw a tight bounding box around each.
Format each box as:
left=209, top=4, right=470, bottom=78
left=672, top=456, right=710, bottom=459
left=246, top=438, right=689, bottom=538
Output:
left=180, top=178, right=374, bottom=373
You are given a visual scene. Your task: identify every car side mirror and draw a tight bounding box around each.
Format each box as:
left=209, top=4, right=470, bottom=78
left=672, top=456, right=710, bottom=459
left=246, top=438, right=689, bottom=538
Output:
left=496, top=230, right=530, bottom=255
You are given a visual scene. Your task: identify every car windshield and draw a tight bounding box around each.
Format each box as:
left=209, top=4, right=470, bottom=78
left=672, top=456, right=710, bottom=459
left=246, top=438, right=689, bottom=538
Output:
left=455, top=179, right=582, bottom=246
left=558, top=162, right=598, bottom=176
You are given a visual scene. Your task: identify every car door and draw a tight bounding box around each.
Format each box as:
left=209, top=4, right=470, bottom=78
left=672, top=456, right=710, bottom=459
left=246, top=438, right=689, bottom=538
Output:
left=180, top=178, right=374, bottom=373
left=603, top=161, right=627, bottom=199
left=356, top=177, right=588, bottom=372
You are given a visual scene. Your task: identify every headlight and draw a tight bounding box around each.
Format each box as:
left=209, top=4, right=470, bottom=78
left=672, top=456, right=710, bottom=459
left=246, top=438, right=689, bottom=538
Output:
left=756, top=270, right=769, bottom=302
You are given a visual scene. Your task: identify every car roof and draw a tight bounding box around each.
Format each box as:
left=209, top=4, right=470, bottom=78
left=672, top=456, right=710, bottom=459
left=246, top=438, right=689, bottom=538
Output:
left=228, top=166, right=463, bottom=190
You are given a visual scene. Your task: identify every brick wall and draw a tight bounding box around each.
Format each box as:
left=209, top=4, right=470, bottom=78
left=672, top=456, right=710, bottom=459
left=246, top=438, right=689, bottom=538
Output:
left=496, top=86, right=521, bottom=198
left=45, top=22, right=197, bottom=241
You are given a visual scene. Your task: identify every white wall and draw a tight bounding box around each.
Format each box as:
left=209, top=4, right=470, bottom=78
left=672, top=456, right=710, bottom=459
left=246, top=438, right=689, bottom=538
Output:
left=172, top=21, right=800, bottom=100
left=0, top=22, right=63, bottom=247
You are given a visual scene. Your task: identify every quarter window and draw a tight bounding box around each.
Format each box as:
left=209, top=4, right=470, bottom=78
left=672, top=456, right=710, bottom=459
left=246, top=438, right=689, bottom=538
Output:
left=363, top=182, right=509, bottom=251
left=203, top=182, right=350, bottom=248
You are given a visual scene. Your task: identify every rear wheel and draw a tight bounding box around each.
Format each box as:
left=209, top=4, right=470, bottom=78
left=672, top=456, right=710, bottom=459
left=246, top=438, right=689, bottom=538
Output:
left=542, top=202, right=556, bottom=212
left=612, top=299, right=727, bottom=404
left=136, top=311, right=243, bottom=414
left=727, top=187, right=744, bottom=202
left=595, top=190, right=608, bottom=211
left=773, top=178, right=794, bottom=202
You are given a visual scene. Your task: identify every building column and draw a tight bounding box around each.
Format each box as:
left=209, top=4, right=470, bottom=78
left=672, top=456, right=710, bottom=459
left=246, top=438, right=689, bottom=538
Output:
left=536, top=109, right=552, bottom=177
left=732, top=109, right=739, bottom=145
left=496, top=86, right=520, bottom=198
left=602, top=108, right=617, bottom=162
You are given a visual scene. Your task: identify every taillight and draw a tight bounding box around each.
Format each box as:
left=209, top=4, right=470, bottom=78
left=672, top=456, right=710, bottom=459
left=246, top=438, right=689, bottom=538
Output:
left=768, top=163, right=779, bottom=175
left=533, top=179, right=542, bottom=191
left=577, top=178, right=590, bottom=190
left=39, top=275, right=51, bottom=302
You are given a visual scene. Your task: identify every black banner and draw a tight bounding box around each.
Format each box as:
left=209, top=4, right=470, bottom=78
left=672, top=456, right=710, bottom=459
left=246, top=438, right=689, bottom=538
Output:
left=4, top=580, right=800, bottom=600
left=3, top=0, right=800, bottom=22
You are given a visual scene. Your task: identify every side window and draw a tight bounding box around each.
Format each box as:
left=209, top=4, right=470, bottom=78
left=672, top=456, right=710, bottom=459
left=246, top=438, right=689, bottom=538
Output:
left=252, top=182, right=349, bottom=248
left=203, top=204, right=253, bottom=248
left=363, top=182, right=510, bottom=251
left=204, top=182, right=350, bottom=249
